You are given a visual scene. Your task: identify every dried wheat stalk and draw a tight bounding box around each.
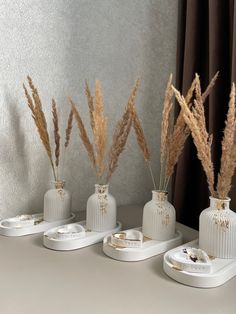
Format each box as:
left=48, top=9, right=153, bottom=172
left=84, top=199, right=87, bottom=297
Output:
left=52, top=99, right=60, bottom=170
left=23, top=77, right=56, bottom=180
left=217, top=83, right=236, bottom=199
left=92, top=80, right=108, bottom=178
left=65, top=109, right=73, bottom=148
left=69, top=97, right=96, bottom=169
left=173, top=87, right=216, bottom=197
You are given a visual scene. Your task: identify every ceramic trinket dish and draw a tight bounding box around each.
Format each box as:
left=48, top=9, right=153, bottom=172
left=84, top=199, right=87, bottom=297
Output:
left=44, top=220, right=121, bottom=251
left=103, top=226, right=182, bottom=262
left=163, top=239, right=236, bottom=288
left=103, top=190, right=182, bottom=262
left=0, top=213, right=75, bottom=237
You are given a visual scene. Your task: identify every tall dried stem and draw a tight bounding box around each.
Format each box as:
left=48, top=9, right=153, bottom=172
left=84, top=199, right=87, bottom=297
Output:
left=217, top=83, right=236, bottom=199
left=23, top=77, right=56, bottom=180
left=173, top=87, right=216, bottom=197
left=52, top=99, right=60, bottom=179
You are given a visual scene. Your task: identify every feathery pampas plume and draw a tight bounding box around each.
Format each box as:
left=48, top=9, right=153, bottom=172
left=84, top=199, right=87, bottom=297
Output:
left=107, top=81, right=138, bottom=181
left=69, top=97, right=96, bottom=169
left=65, top=109, right=73, bottom=148
left=23, top=76, right=56, bottom=181
left=165, top=72, right=219, bottom=190
left=92, top=81, right=108, bottom=178
left=70, top=80, right=137, bottom=183
left=52, top=99, right=60, bottom=169
left=129, top=80, right=157, bottom=189
left=172, top=86, right=216, bottom=197
left=217, top=83, right=236, bottom=199
left=24, top=76, right=75, bottom=181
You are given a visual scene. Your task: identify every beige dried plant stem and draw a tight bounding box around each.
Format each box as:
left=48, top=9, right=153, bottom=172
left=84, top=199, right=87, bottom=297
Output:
left=107, top=106, right=132, bottom=182
left=159, top=74, right=174, bottom=191
left=52, top=99, right=60, bottom=180
left=164, top=72, right=219, bottom=191
left=107, top=80, right=139, bottom=182
left=23, top=78, right=56, bottom=181
left=173, top=86, right=216, bottom=197
left=92, top=80, right=108, bottom=179
left=62, top=109, right=74, bottom=180
left=85, top=80, right=94, bottom=130
left=217, top=83, right=236, bottom=199
left=69, top=97, right=96, bottom=169
left=164, top=77, right=197, bottom=187
left=65, top=109, right=73, bottom=149
left=129, top=81, right=156, bottom=190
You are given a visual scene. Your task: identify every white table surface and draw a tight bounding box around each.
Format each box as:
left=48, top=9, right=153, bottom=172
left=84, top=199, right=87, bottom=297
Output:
left=0, top=205, right=236, bottom=314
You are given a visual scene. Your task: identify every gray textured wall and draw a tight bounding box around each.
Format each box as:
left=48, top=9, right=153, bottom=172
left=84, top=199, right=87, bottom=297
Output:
left=0, top=0, right=178, bottom=218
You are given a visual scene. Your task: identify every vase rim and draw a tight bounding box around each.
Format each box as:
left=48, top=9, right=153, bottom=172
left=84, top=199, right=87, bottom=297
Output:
left=95, top=183, right=109, bottom=187
left=209, top=196, right=231, bottom=202
left=152, top=190, right=168, bottom=194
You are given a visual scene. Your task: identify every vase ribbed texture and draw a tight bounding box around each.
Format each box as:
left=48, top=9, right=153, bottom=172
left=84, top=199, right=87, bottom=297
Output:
left=44, top=181, right=71, bottom=222
left=86, top=184, right=116, bottom=232
left=199, top=197, right=236, bottom=258
left=142, top=190, right=176, bottom=241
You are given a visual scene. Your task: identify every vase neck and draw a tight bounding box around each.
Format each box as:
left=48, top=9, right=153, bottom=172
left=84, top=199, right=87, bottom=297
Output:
left=54, top=180, right=65, bottom=189
left=95, top=184, right=109, bottom=194
left=152, top=190, right=168, bottom=202
left=210, top=196, right=230, bottom=210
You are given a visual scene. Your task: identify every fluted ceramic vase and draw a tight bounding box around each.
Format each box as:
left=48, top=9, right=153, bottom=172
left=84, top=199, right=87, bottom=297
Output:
left=44, top=181, right=72, bottom=222
left=199, top=196, right=236, bottom=258
left=86, top=184, right=116, bottom=232
left=142, top=190, right=176, bottom=241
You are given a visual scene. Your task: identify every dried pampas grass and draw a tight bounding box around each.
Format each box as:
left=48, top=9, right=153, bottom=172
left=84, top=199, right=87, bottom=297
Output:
left=65, top=109, right=73, bottom=148
left=131, top=73, right=217, bottom=192
left=107, top=82, right=137, bottom=181
left=69, top=97, right=96, bottom=169
left=173, top=74, right=236, bottom=200
left=217, top=83, right=236, bottom=199
left=23, top=76, right=56, bottom=180
left=173, top=86, right=216, bottom=197
left=70, top=80, right=135, bottom=183
left=52, top=99, right=60, bottom=168
left=92, top=81, right=108, bottom=178
left=23, top=76, right=74, bottom=181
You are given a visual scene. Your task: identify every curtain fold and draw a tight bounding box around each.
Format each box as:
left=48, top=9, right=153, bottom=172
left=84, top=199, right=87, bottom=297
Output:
left=173, top=0, right=236, bottom=230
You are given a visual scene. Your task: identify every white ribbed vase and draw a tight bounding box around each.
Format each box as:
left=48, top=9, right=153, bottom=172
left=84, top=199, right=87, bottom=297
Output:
left=199, top=196, right=236, bottom=258
left=86, top=184, right=116, bottom=232
left=44, top=181, right=72, bottom=222
left=142, top=190, right=176, bottom=241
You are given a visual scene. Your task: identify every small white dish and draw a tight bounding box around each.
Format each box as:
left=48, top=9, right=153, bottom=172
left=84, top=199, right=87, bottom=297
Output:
left=110, top=230, right=143, bottom=248
left=163, top=240, right=236, bottom=288
left=103, top=227, right=183, bottom=261
left=0, top=213, right=75, bottom=237
left=169, top=247, right=212, bottom=273
left=44, top=221, right=122, bottom=251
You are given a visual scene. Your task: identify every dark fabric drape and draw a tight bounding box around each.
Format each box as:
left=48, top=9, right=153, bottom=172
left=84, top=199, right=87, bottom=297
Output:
left=172, top=0, right=236, bottom=230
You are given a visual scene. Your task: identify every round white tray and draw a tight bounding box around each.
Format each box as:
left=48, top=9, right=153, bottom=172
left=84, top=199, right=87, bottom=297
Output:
left=44, top=221, right=122, bottom=251
left=103, top=227, right=183, bottom=261
left=0, top=213, right=75, bottom=237
left=163, top=239, right=236, bottom=288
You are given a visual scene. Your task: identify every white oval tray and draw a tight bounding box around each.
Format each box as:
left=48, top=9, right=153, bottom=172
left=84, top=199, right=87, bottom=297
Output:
left=103, top=227, right=183, bottom=261
left=0, top=213, right=75, bottom=237
left=44, top=221, right=122, bottom=251
left=163, top=240, right=236, bottom=288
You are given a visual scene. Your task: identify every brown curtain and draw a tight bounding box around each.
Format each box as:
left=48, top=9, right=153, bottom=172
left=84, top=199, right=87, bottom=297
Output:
left=172, top=0, right=236, bottom=230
